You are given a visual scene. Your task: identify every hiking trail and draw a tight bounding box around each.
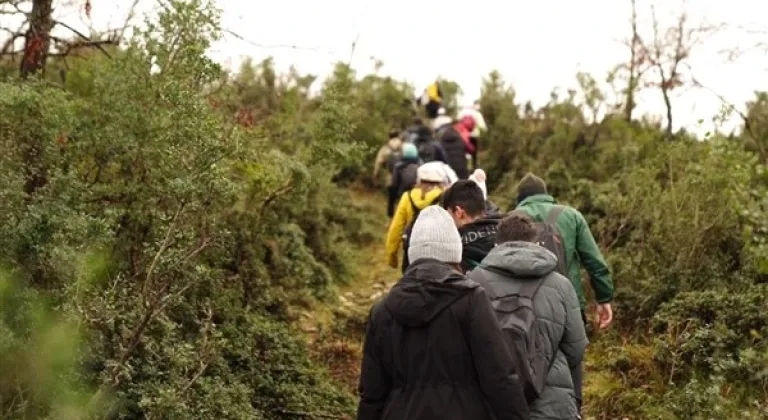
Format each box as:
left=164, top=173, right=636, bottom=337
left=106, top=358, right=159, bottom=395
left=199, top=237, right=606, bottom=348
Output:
left=304, top=187, right=617, bottom=419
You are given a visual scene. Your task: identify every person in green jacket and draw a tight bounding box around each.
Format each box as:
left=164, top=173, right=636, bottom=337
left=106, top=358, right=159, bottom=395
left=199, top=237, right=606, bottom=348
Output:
left=514, top=172, right=615, bottom=414
left=514, top=172, right=614, bottom=324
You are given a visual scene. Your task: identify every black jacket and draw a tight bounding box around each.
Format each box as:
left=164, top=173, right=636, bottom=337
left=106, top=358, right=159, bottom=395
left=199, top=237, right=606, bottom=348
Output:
left=459, top=215, right=503, bottom=272
left=438, top=126, right=469, bottom=179
left=356, top=259, right=529, bottom=420
left=391, top=160, right=420, bottom=197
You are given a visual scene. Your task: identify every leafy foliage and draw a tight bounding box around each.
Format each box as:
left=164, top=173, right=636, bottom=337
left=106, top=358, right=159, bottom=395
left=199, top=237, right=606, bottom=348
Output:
left=1, top=1, right=767, bottom=419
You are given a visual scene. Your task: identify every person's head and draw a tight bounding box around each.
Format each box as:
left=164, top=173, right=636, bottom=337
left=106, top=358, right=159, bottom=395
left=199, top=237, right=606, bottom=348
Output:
left=402, top=143, right=419, bottom=162
left=441, top=180, right=486, bottom=228
left=389, top=128, right=401, bottom=139
left=407, top=205, right=463, bottom=269
left=412, top=116, right=423, bottom=127
left=473, top=100, right=481, bottom=111
left=496, top=212, right=538, bottom=244
left=516, top=172, right=548, bottom=204
left=459, top=115, right=476, bottom=132
left=416, top=165, right=445, bottom=193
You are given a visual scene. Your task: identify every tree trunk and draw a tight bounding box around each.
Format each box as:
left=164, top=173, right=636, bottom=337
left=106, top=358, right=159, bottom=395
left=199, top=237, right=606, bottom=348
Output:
left=662, top=87, right=673, bottom=136
left=20, top=0, right=54, bottom=78
left=624, top=0, right=640, bottom=122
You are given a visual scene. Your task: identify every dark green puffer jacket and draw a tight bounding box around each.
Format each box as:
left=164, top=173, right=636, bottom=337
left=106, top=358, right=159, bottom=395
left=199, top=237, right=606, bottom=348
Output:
left=471, top=241, right=588, bottom=419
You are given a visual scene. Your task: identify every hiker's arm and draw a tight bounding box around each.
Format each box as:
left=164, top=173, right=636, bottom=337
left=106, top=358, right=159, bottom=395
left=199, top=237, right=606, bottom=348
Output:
left=356, top=309, right=391, bottom=420
left=467, top=289, right=530, bottom=420
left=372, top=146, right=387, bottom=179
left=560, top=277, right=588, bottom=369
left=385, top=194, right=409, bottom=268
left=575, top=211, right=614, bottom=303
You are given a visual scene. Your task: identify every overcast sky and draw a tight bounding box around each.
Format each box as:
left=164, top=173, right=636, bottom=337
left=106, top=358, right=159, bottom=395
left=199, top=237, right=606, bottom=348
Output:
left=55, top=0, right=768, bottom=135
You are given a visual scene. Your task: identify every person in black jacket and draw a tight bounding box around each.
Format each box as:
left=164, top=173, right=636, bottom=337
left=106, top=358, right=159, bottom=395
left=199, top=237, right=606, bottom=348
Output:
left=388, top=143, right=421, bottom=218
left=357, top=206, right=529, bottom=420
left=442, top=180, right=504, bottom=272
left=437, top=121, right=471, bottom=179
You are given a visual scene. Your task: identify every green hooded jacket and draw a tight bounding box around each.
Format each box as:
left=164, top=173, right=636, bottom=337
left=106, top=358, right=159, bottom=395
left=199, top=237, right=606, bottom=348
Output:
left=516, top=194, right=614, bottom=308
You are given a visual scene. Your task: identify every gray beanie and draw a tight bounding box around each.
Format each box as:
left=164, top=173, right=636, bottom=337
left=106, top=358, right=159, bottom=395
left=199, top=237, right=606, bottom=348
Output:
left=407, top=206, right=463, bottom=264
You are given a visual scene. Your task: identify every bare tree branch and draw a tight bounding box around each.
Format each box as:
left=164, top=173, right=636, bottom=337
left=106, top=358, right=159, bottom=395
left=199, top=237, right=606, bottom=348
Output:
left=52, top=18, right=112, bottom=58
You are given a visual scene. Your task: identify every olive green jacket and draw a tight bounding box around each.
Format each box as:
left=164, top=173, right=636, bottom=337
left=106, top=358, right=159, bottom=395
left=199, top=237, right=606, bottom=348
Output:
left=516, top=194, right=614, bottom=308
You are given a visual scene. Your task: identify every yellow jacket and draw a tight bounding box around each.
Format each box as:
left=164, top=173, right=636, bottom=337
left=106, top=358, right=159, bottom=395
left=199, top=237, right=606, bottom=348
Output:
left=385, top=187, right=444, bottom=268
left=426, top=82, right=442, bottom=103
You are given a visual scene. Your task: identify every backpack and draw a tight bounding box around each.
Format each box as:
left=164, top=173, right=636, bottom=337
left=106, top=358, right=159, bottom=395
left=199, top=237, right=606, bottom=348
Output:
left=400, top=192, right=443, bottom=272
left=512, top=205, right=568, bottom=276
left=468, top=267, right=555, bottom=403
left=396, top=163, right=419, bottom=197
left=386, top=145, right=403, bottom=174
left=404, top=130, right=420, bottom=145
left=416, top=139, right=439, bottom=163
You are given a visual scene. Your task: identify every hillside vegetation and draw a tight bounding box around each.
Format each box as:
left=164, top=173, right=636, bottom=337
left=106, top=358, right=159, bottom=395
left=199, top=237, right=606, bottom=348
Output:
left=0, top=1, right=767, bottom=419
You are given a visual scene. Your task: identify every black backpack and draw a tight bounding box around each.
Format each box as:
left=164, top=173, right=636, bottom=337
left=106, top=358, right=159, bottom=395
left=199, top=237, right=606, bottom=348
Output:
left=467, top=267, right=554, bottom=403
left=512, top=205, right=568, bottom=276
left=396, top=163, right=419, bottom=197
left=400, top=192, right=443, bottom=272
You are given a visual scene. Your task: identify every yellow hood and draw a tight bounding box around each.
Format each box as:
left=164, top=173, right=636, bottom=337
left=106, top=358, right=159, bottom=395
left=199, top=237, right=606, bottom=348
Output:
left=408, top=187, right=443, bottom=211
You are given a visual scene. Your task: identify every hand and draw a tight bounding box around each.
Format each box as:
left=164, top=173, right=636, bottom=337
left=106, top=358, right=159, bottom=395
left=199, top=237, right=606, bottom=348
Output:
left=596, top=303, right=613, bottom=330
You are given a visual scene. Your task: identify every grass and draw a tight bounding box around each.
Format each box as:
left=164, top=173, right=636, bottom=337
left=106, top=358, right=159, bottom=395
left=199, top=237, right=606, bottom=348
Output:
left=305, top=186, right=400, bottom=395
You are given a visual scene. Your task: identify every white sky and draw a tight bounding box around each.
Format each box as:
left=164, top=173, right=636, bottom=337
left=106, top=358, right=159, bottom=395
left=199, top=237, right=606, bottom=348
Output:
left=11, top=0, right=768, bottom=136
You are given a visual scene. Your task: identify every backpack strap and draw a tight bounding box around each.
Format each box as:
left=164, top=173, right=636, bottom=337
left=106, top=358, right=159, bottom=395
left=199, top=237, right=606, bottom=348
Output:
left=517, top=274, right=548, bottom=302
left=545, top=205, right=565, bottom=225
left=407, top=192, right=419, bottom=216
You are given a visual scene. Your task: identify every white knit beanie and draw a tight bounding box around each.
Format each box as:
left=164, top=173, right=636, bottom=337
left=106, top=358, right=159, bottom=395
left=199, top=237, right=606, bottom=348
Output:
left=407, top=206, right=463, bottom=264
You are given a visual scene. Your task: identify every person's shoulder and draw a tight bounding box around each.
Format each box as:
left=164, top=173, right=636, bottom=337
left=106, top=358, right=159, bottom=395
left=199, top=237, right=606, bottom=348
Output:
left=559, top=204, right=587, bottom=224
left=542, top=271, right=575, bottom=296
left=368, top=298, right=392, bottom=325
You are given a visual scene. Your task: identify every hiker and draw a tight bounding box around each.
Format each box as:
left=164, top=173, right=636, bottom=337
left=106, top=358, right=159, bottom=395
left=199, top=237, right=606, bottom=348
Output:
left=458, top=101, right=487, bottom=170
left=419, top=160, right=458, bottom=186
left=467, top=212, right=587, bottom=419
left=357, top=206, right=530, bottom=420
left=432, top=107, right=453, bottom=133
left=415, top=134, right=448, bottom=164
left=372, top=129, right=404, bottom=187
left=442, top=179, right=504, bottom=272
left=388, top=143, right=421, bottom=218
left=514, top=172, right=615, bottom=413
left=418, top=79, right=443, bottom=119
left=437, top=115, right=476, bottom=180
left=403, top=116, right=431, bottom=145
left=385, top=165, right=447, bottom=271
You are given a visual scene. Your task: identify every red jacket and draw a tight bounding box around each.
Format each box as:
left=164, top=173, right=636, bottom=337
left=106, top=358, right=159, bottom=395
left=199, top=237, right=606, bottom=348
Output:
left=454, top=116, right=476, bottom=154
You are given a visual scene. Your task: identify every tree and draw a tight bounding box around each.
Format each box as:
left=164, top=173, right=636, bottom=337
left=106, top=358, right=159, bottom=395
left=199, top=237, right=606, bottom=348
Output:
left=638, top=1, right=719, bottom=135
left=609, top=0, right=650, bottom=122
left=0, top=0, right=128, bottom=77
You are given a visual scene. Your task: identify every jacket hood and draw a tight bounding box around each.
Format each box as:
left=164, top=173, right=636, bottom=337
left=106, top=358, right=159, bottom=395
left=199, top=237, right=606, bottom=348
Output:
left=408, top=187, right=443, bottom=209
left=383, top=259, right=477, bottom=326
left=481, top=241, right=558, bottom=279
left=518, top=193, right=555, bottom=207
